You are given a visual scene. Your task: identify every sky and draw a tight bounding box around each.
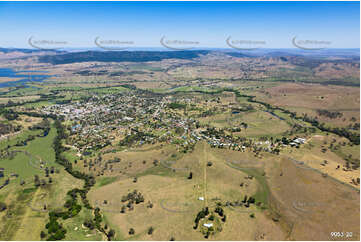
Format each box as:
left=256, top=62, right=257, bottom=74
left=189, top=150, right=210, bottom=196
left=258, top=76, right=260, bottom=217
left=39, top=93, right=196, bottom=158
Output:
left=0, top=1, right=359, bottom=49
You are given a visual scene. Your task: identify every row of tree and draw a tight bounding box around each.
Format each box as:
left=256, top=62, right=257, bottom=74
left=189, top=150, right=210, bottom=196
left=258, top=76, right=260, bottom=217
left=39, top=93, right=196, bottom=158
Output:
left=40, top=119, right=115, bottom=240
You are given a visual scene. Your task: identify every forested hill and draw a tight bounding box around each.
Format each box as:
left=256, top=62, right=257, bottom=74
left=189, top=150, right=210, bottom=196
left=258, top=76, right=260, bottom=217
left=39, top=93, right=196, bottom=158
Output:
left=38, top=50, right=211, bottom=64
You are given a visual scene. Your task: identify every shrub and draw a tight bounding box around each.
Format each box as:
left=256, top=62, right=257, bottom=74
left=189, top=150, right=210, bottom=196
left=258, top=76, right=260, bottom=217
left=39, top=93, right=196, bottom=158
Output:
left=40, top=231, right=46, bottom=239
left=0, top=202, right=7, bottom=212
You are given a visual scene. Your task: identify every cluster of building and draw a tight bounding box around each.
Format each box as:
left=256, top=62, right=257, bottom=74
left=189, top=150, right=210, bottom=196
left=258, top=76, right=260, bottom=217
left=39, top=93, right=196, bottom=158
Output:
left=39, top=90, right=305, bottom=157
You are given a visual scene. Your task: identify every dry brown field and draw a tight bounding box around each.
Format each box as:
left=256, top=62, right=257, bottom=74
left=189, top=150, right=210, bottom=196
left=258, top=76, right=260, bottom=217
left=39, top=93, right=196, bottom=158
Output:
left=254, top=82, right=360, bottom=128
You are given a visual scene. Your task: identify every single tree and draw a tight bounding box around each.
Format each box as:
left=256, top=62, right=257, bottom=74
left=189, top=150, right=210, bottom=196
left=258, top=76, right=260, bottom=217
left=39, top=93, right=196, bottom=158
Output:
left=40, top=231, right=46, bottom=239
left=108, top=229, right=115, bottom=239
left=148, top=226, right=154, bottom=235
left=188, top=172, right=193, bottom=179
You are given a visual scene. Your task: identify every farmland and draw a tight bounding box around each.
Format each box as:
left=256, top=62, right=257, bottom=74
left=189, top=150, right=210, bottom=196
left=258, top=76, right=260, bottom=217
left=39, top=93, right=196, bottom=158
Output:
left=0, top=49, right=359, bottom=241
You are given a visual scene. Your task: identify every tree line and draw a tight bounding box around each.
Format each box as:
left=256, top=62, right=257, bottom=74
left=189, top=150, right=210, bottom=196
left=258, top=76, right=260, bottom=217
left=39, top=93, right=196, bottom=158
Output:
left=40, top=119, right=115, bottom=240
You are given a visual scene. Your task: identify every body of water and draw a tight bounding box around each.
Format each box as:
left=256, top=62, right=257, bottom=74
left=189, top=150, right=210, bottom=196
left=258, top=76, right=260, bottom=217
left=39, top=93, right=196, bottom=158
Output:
left=0, top=68, right=50, bottom=88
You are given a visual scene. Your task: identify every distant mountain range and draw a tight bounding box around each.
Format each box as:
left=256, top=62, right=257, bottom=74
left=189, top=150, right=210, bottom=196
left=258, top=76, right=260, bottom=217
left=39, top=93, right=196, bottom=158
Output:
left=0, top=47, right=60, bottom=54
left=0, top=47, right=359, bottom=64
left=36, top=50, right=212, bottom=64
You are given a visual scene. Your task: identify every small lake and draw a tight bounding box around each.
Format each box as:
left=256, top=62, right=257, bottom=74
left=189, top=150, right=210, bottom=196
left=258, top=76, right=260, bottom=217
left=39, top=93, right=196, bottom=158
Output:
left=264, top=110, right=285, bottom=120
left=0, top=68, right=51, bottom=88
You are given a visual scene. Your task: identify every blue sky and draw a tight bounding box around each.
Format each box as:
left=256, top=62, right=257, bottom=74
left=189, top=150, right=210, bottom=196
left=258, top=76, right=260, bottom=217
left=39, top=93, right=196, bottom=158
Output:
left=0, top=1, right=359, bottom=48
